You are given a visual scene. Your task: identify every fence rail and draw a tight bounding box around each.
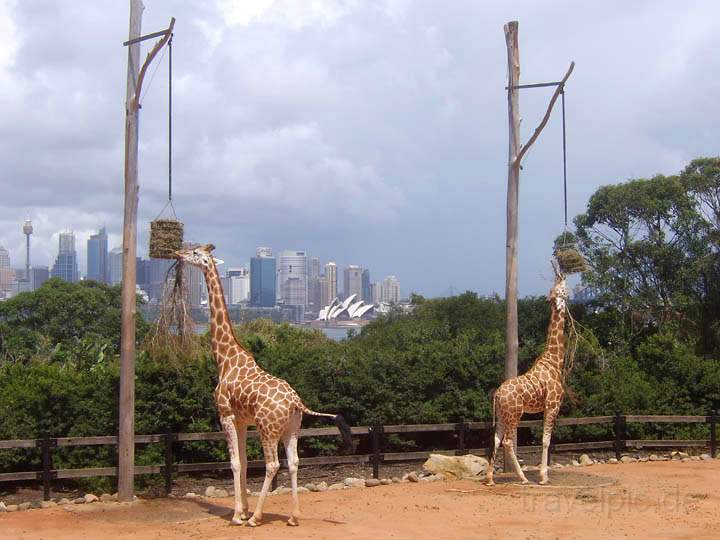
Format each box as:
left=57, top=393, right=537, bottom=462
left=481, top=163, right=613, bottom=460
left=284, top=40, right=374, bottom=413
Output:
left=1, top=413, right=717, bottom=500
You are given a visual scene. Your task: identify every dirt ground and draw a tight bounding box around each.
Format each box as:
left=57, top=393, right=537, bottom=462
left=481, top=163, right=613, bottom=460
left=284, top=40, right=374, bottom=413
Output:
left=2, top=460, right=719, bottom=540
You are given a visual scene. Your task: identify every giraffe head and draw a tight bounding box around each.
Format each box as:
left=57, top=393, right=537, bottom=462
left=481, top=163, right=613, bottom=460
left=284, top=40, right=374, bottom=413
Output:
left=173, top=244, right=224, bottom=272
left=549, top=262, right=568, bottom=312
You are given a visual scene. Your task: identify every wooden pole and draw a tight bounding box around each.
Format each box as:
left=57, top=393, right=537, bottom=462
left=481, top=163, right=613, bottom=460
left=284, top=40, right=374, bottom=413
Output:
left=118, top=0, right=144, bottom=503
left=504, top=20, right=520, bottom=381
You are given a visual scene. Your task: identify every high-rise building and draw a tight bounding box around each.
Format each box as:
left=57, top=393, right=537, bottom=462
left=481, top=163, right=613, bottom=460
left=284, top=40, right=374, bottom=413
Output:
left=87, top=227, right=109, bottom=283
left=361, top=269, right=371, bottom=302
left=324, top=261, right=337, bottom=303
left=0, top=246, right=13, bottom=294
left=30, top=266, right=49, bottom=291
left=225, top=267, right=250, bottom=304
left=318, top=275, right=330, bottom=308
left=250, top=247, right=276, bottom=307
left=51, top=232, right=79, bottom=283
left=307, top=256, right=322, bottom=312
left=381, top=275, right=401, bottom=304
left=343, top=265, right=362, bottom=300
left=186, top=262, right=206, bottom=307
left=277, top=250, right=307, bottom=307
left=371, top=282, right=381, bottom=305
left=109, top=247, right=123, bottom=285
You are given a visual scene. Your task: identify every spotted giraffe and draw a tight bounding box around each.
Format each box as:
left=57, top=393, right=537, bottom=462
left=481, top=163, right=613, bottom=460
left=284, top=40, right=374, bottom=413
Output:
left=486, top=267, right=569, bottom=485
left=174, top=244, right=352, bottom=527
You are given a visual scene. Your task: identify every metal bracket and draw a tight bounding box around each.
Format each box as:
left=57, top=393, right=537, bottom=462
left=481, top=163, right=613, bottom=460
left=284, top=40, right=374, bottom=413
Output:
left=123, top=28, right=173, bottom=47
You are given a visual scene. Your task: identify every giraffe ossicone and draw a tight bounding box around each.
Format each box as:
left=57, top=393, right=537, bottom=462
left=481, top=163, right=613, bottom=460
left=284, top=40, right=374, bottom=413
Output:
left=487, top=265, right=569, bottom=486
left=174, top=243, right=352, bottom=527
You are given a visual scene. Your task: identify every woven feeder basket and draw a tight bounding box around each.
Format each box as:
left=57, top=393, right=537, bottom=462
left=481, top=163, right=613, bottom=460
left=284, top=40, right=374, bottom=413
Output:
left=149, top=219, right=184, bottom=259
left=555, top=247, right=587, bottom=274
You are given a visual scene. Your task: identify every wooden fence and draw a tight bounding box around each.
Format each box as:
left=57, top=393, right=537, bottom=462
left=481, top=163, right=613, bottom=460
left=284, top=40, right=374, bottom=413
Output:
left=0, top=413, right=717, bottom=501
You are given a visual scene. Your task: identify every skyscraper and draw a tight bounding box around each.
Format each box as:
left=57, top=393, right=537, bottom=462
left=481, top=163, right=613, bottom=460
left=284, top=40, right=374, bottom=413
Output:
left=307, top=256, right=322, bottom=312
left=277, top=250, right=308, bottom=307
left=0, top=246, right=13, bottom=294
left=51, top=232, right=79, bottom=283
left=30, top=266, right=49, bottom=291
left=324, top=261, right=337, bottom=303
left=109, top=247, right=123, bottom=285
left=250, top=247, right=276, bottom=307
left=343, top=265, right=362, bottom=300
left=87, top=226, right=109, bottom=283
left=225, top=267, right=250, bottom=304
left=186, top=262, right=206, bottom=307
left=361, top=269, right=371, bottom=302
left=382, top=275, right=401, bottom=304
left=22, top=219, right=32, bottom=281
left=318, top=275, right=330, bottom=308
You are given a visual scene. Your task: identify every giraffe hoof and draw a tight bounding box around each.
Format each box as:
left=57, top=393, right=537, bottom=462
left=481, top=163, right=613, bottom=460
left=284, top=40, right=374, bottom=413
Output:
left=231, top=517, right=245, bottom=526
left=246, top=517, right=261, bottom=527
left=520, top=479, right=529, bottom=485
left=539, top=479, right=549, bottom=485
left=486, top=480, right=495, bottom=487
left=287, top=517, right=299, bottom=527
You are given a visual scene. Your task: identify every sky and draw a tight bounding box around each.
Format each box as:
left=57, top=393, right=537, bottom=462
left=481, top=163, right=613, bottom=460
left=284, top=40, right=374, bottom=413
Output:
left=0, top=0, right=718, bottom=298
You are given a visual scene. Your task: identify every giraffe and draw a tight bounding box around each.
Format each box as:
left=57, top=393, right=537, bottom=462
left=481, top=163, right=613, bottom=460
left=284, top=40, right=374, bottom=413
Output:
left=174, top=244, right=352, bottom=527
left=486, top=265, right=569, bottom=486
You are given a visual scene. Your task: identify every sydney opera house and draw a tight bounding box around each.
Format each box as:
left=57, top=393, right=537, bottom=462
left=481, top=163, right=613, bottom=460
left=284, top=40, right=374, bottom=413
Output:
left=317, top=293, right=374, bottom=321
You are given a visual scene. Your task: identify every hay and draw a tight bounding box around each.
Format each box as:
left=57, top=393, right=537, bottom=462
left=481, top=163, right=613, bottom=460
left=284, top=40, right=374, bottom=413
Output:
left=555, top=248, right=587, bottom=274
left=144, top=260, right=200, bottom=361
left=149, top=219, right=184, bottom=259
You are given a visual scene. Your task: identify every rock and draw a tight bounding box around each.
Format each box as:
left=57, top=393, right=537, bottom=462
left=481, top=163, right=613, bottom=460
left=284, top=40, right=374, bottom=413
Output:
left=184, top=492, right=197, bottom=499
left=343, top=477, right=365, bottom=488
left=620, top=456, right=636, bottom=464
left=40, top=501, right=57, bottom=509
left=6, top=505, right=18, bottom=512
left=381, top=478, right=392, bottom=485
left=571, top=459, right=580, bottom=467
left=297, top=487, right=310, bottom=494
left=316, top=481, right=328, bottom=492
left=251, top=491, right=261, bottom=497
left=204, top=486, right=216, bottom=497
left=406, top=471, right=419, bottom=483
left=364, top=478, right=381, bottom=487
left=691, top=456, right=701, bottom=461
left=18, top=502, right=31, bottom=511
left=328, top=483, right=345, bottom=491
left=608, top=458, right=619, bottom=464
left=72, top=497, right=85, bottom=504
left=701, top=453, right=712, bottom=461
left=30, top=500, right=43, bottom=509
left=681, top=457, right=691, bottom=462
left=0, top=502, right=6, bottom=512
left=272, top=487, right=292, bottom=496
left=84, top=494, right=99, bottom=504
left=649, top=454, right=660, bottom=461
left=579, top=454, right=593, bottom=466
left=392, top=477, right=401, bottom=483
left=639, top=457, right=649, bottom=462
left=99, top=493, right=114, bottom=503
left=212, top=488, right=229, bottom=498
left=57, top=498, right=71, bottom=506
left=305, top=483, right=318, bottom=492
left=422, top=454, right=489, bottom=479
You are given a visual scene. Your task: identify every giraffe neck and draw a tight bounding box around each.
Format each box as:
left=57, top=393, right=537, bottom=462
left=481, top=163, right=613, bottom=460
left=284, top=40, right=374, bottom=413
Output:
left=542, top=304, right=567, bottom=371
left=201, top=261, right=255, bottom=371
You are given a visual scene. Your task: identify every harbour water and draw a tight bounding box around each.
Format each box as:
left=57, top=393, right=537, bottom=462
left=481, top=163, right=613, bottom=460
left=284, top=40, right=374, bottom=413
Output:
left=194, top=324, right=358, bottom=342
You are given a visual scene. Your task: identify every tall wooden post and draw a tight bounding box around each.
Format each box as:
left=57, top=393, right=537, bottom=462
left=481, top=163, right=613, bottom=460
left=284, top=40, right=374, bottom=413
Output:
left=118, top=0, right=143, bottom=502
left=504, top=21, right=520, bottom=381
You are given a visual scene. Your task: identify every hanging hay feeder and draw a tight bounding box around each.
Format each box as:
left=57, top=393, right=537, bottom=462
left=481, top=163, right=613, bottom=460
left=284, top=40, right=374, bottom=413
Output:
left=149, top=219, right=184, bottom=259
left=553, top=231, right=587, bottom=274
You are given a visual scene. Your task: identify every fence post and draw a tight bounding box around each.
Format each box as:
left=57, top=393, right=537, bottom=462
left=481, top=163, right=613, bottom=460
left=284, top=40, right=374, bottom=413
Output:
left=455, top=422, right=468, bottom=456
left=163, top=430, right=176, bottom=496
left=614, top=413, right=626, bottom=460
left=709, top=411, right=717, bottom=459
left=370, top=425, right=384, bottom=479
left=36, top=434, right=56, bottom=501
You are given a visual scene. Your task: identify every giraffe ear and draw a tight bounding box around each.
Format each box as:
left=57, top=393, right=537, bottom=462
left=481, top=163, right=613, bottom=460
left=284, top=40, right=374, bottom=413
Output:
left=205, top=243, right=216, bottom=252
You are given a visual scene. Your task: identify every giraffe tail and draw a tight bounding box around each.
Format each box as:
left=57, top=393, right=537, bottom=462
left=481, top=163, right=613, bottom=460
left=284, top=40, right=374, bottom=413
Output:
left=300, top=406, right=353, bottom=454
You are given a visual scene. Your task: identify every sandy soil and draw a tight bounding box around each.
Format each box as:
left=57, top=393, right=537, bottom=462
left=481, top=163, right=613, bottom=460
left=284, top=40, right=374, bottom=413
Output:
left=2, top=460, right=718, bottom=540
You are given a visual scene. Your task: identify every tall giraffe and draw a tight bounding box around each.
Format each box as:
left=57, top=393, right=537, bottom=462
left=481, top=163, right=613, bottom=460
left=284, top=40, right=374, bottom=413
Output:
left=486, top=266, right=569, bottom=485
left=174, top=244, right=352, bottom=527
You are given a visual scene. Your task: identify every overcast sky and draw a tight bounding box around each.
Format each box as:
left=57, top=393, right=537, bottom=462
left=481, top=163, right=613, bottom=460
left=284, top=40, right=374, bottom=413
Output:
left=1, top=0, right=718, bottom=298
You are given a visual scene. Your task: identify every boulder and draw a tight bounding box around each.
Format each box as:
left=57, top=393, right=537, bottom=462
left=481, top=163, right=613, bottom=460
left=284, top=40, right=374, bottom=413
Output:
left=701, top=453, right=712, bottom=461
left=343, top=477, right=365, bottom=488
left=0, top=502, right=6, bottom=512
left=380, top=478, right=392, bottom=485
left=184, top=492, right=197, bottom=499
left=649, top=454, right=660, bottom=462
left=316, top=481, right=328, bottom=492
left=328, top=483, right=345, bottom=491
left=84, top=494, right=99, bottom=503
left=608, top=458, right=619, bottom=464
left=406, top=471, right=419, bottom=483
left=272, top=487, right=292, bottom=496
left=18, top=502, right=31, bottom=511
left=391, top=477, right=402, bottom=483
left=297, top=487, right=310, bottom=494
left=204, top=486, right=216, bottom=497
left=40, top=501, right=57, bottom=509
left=364, top=478, right=381, bottom=487
left=305, top=483, right=318, bottom=492
left=579, top=454, right=593, bottom=466
left=99, top=493, right=114, bottom=503
left=212, top=488, right=229, bottom=498
left=30, top=500, right=43, bottom=509
left=620, top=456, right=636, bottom=464
left=6, top=505, right=18, bottom=512
left=72, top=497, right=86, bottom=504
left=57, top=498, right=71, bottom=506
left=422, top=454, right=488, bottom=479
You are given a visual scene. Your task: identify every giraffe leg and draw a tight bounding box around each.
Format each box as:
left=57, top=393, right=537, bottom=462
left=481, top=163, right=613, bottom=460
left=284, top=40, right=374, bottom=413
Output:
left=486, top=421, right=505, bottom=486
left=220, top=415, right=247, bottom=525
left=539, top=407, right=559, bottom=485
left=235, top=421, right=250, bottom=520
left=246, top=437, right=280, bottom=528
left=502, top=431, right=528, bottom=484
left=284, top=435, right=301, bottom=526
